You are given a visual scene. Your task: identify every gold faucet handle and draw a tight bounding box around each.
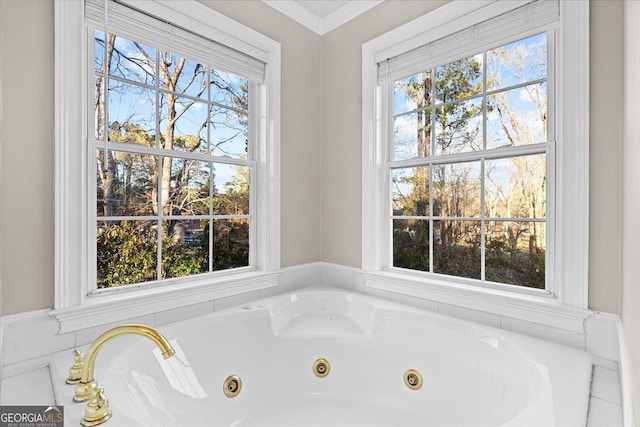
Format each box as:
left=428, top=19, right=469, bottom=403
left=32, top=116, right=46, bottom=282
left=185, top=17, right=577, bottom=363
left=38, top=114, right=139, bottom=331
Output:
left=81, top=387, right=112, bottom=427
left=94, top=388, right=108, bottom=408
left=65, top=349, right=84, bottom=384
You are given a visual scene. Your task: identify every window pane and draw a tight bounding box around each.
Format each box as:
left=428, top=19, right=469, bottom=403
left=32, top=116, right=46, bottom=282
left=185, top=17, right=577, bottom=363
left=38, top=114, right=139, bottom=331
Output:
left=486, top=82, right=547, bottom=149
left=392, top=167, right=430, bottom=216
left=109, top=35, right=156, bottom=85
left=93, top=76, right=105, bottom=140
left=160, top=94, right=208, bottom=153
left=159, top=53, right=207, bottom=99
left=433, top=162, right=481, bottom=218
left=435, top=97, right=483, bottom=154
left=213, top=219, right=249, bottom=270
left=162, top=219, right=209, bottom=279
left=485, top=154, right=546, bottom=219
left=163, top=158, right=210, bottom=216
left=210, top=69, right=248, bottom=111
left=485, top=221, right=545, bottom=288
left=94, top=29, right=105, bottom=73
left=97, top=220, right=158, bottom=288
left=96, top=150, right=157, bottom=217
left=487, top=33, right=547, bottom=91
left=433, top=220, right=481, bottom=279
left=394, top=72, right=432, bottom=114
left=213, top=163, right=250, bottom=216
left=393, top=111, right=431, bottom=160
left=392, top=219, right=430, bottom=272
left=435, top=54, right=483, bottom=104
left=210, top=107, right=248, bottom=158
left=108, top=80, right=156, bottom=146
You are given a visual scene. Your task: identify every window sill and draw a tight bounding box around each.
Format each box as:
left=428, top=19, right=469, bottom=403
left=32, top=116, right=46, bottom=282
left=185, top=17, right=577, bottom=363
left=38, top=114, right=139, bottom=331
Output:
left=364, top=270, right=591, bottom=333
left=52, top=270, right=279, bottom=333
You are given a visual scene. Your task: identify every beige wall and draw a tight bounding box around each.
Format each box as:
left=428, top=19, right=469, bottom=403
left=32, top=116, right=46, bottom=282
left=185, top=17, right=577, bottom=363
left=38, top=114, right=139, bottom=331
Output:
left=0, top=0, right=55, bottom=315
left=623, top=0, right=640, bottom=422
left=589, top=0, right=623, bottom=315
left=0, top=0, right=629, bottom=317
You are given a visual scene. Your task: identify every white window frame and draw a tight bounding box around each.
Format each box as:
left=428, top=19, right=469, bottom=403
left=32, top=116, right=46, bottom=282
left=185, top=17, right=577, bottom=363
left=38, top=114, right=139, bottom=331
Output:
left=54, top=0, right=281, bottom=332
left=362, top=0, right=589, bottom=327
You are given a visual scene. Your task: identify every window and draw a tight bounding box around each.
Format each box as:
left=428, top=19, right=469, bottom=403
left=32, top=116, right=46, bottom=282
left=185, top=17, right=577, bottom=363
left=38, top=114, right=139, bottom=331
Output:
left=54, top=0, right=280, bottom=330
left=363, top=0, right=589, bottom=309
left=390, top=32, right=549, bottom=289
left=91, top=26, right=254, bottom=288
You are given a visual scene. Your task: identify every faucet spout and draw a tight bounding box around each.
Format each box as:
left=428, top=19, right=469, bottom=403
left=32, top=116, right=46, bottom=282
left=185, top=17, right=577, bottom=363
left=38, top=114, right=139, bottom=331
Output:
left=74, top=324, right=175, bottom=402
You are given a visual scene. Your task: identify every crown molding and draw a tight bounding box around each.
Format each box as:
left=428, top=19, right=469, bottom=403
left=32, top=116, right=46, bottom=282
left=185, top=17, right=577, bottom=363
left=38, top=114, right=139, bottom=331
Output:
left=262, top=1, right=384, bottom=35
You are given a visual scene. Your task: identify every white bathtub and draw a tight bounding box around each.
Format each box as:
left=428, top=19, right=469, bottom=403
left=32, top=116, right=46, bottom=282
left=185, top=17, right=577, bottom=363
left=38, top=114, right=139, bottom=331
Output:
left=51, top=286, right=592, bottom=426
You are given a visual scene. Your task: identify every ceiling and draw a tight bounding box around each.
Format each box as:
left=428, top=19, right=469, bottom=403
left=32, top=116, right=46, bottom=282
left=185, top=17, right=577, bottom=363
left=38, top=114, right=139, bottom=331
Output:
left=262, top=1, right=384, bottom=35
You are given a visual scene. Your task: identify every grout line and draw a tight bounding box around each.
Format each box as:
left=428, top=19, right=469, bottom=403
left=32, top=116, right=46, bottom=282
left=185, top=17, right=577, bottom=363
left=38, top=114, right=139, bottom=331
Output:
left=586, top=363, right=595, bottom=421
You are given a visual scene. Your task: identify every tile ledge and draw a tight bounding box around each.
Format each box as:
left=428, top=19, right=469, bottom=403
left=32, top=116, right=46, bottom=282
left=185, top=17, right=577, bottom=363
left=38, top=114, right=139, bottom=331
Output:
left=364, top=270, right=591, bottom=333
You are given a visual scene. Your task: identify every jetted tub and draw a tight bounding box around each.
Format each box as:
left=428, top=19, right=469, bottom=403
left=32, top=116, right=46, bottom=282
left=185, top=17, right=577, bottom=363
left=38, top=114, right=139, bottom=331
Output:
left=51, top=286, right=592, bottom=426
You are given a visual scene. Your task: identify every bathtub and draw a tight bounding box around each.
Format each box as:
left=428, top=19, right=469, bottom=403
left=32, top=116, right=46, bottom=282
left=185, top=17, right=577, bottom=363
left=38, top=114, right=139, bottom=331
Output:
left=51, top=286, right=592, bottom=426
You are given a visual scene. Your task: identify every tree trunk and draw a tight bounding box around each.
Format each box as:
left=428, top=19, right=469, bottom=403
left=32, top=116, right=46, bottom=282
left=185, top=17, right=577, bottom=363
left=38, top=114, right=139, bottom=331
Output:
left=97, top=34, right=117, bottom=217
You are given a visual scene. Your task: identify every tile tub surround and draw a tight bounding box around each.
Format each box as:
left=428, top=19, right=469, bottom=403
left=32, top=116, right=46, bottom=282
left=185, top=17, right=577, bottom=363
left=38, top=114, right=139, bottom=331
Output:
left=0, top=367, right=55, bottom=405
left=588, top=365, right=624, bottom=426
left=0, top=262, right=631, bottom=424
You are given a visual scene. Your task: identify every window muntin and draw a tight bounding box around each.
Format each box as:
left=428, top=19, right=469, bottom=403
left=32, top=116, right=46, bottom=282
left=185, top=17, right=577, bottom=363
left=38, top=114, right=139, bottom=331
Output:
left=389, top=33, right=549, bottom=290
left=93, top=29, right=253, bottom=289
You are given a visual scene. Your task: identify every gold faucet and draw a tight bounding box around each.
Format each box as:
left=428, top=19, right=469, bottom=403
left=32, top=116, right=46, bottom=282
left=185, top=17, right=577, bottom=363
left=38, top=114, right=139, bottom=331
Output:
left=71, top=324, right=175, bottom=426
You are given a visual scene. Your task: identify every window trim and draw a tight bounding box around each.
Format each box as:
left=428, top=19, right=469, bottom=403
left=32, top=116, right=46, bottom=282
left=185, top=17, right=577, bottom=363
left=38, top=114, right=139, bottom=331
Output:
left=54, top=0, right=281, bottom=332
left=362, top=0, right=588, bottom=313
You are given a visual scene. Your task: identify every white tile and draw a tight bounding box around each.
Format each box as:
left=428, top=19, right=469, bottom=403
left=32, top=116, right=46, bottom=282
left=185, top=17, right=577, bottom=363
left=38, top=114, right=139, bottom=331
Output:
left=592, top=355, right=619, bottom=371
left=348, top=272, right=369, bottom=294
left=2, top=313, right=76, bottom=365
left=0, top=367, right=55, bottom=405
left=501, top=316, right=586, bottom=349
left=1, top=354, right=51, bottom=380
left=321, top=263, right=362, bottom=290
left=154, top=301, right=214, bottom=326
left=389, top=292, right=438, bottom=313
left=276, top=267, right=297, bottom=289
left=214, top=290, right=261, bottom=311
left=358, top=286, right=390, bottom=301
left=586, top=314, right=620, bottom=361
left=259, top=281, right=295, bottom=299
left=74, top=314, right=156, bottom=346
left=587, top=396, right=623, bottom=427
left=591, top=366, right=622, bottom=405
left=294, top=263, right=322, bottom=288
left=438, top=302, right=501, bottom=328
